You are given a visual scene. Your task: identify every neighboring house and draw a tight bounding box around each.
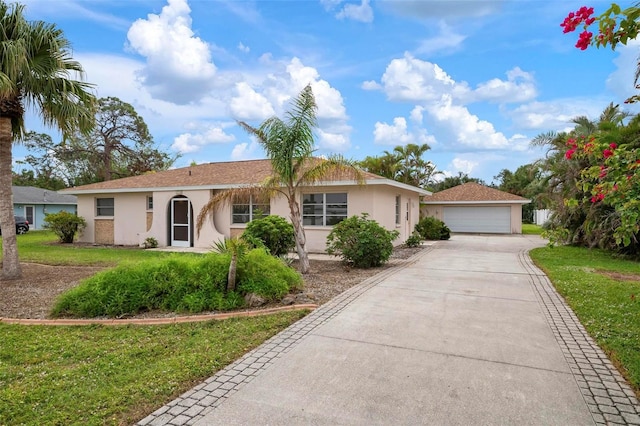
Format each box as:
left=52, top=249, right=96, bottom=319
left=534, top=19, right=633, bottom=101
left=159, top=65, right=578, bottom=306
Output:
left=61, top=159, right=430, bottom=252
left=12, top=186, right=78, bottom=230
left=421, top=182, right=530, bottom=234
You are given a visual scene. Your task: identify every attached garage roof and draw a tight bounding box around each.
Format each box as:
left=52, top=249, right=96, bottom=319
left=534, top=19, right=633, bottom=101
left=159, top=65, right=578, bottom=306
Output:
left=422, top=182, right=529, bottom=205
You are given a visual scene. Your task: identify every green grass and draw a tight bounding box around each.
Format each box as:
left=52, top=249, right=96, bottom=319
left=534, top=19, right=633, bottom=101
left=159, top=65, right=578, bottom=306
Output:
left=12, top=231, right=188, bottom=266
left=522, top=223, right=543, bottom=235
left=0, top=311, right=308, bottom=426
left=529, top=245, right=640, bottom=396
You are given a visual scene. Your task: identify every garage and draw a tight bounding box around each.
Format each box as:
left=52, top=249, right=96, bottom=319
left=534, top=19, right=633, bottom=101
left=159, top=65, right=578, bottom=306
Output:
left=420, top=182, right=530, bottom=234
left=443, top=206, right=511, bottom=234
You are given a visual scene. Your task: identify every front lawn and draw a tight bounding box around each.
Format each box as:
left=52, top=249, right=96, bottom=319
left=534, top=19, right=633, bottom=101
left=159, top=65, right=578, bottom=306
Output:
left=0, top=311, right=307, bottom=425
left=529, top=245, right=640, bottom=396
left=522, top=223, right=543, bottom=235
left=12, top=230, right=182, bottom=266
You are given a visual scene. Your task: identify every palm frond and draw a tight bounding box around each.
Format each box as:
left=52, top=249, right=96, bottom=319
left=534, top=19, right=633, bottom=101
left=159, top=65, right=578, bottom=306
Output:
left=296, top=155, right=365, bottom=188
left=195, top=184, right=279, bottom=236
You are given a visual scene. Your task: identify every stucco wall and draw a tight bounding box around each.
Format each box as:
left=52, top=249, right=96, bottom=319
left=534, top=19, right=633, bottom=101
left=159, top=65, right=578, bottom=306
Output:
left=421, top=203, right=524, bottom=234
left=75, top=183, right=423, bottom=250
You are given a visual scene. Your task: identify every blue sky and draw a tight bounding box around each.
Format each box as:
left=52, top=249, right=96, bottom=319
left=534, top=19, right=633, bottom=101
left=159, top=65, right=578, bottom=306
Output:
left=15, top=0, right=640, bottom=184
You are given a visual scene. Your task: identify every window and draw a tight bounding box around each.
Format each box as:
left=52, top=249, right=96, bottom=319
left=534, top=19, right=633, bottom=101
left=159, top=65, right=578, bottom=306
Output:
left=232, top=195, right=270, bottom=224
left=147, top=196, right=153, bottom=210
left=96, top=198, right=114, bottom=216
left=302, top=193, right=347, bottom=226
left=395, top=196, right=401, bottom=225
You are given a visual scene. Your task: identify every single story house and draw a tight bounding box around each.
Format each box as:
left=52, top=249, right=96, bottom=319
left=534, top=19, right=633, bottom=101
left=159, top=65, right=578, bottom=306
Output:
left=12, top=186, right=78, bottom=230
left=61, top=159, right=430, bottom=252
left=421, top=182, right=530, bottom=234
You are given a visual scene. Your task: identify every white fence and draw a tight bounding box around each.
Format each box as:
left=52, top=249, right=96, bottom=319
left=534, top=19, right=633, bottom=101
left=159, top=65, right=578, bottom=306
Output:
left=533, top=209, right=551, bottom=226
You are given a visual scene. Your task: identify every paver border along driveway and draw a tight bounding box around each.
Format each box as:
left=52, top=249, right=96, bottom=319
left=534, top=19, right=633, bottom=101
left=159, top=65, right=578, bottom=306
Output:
left=139, top=236, right=639, bottom=426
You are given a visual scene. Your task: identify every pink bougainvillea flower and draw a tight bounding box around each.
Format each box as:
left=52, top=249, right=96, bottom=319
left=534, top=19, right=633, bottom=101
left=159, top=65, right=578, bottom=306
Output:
left=565, top=148, right=576, bottom=159
left=609, top=142, right=617, bottom=149
left=603, top=149, right=614, bottom=158
left=576, top=30, right=593, bottom=50
left=599, top=166, right=607, bottom=178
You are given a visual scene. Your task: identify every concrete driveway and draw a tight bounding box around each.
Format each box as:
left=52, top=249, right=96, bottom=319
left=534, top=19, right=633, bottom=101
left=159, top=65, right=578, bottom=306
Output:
left=140, top=235, right=640, bottom=425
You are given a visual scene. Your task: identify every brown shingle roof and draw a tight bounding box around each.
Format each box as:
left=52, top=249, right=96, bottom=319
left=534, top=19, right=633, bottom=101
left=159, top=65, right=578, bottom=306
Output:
left=61, top=159, right=387, bottom=193
left=423, top=182, right=529, bottom=203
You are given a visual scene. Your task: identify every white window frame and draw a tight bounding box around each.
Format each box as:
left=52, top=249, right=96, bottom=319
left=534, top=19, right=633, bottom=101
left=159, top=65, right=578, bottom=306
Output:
left=302, top=192, right=348, bottom=226
left=232, top=195, right=270, bottom=224
left=146, top=196, right=153, bottom=211
left=395, top=195, right=401, bottom=225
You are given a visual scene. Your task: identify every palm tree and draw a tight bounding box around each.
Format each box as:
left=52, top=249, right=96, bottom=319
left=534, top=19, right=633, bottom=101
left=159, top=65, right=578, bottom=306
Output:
left=0, top=1, right=96, bottom=279
left=196, top=84, right=363, bottom=274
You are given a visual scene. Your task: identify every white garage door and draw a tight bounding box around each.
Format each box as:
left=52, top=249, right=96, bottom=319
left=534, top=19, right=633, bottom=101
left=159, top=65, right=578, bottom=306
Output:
left=443, top=206, right=511, bottom=234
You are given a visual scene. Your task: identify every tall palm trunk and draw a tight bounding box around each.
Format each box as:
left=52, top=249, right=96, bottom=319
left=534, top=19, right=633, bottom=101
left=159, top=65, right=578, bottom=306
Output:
left=289, top=196, right=310, bottom=274
left=0, top=117, right=21, bottom=279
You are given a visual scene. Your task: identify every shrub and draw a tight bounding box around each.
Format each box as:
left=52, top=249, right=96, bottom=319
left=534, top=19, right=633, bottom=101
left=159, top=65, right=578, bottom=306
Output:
left=404, top=232, right=422, bottom=248
left=143, top=237, right=158, bottom=249
left=242, top=215, right=295, bottom=257
left=51, top=250, right=302, bottom=318
left=415, top=216, right=450, bottom=240
left=43, top=211, right=86, bottom=243
left=326, top=213, right=399, bottom=268
left=237, top=249, right=302, bottom=300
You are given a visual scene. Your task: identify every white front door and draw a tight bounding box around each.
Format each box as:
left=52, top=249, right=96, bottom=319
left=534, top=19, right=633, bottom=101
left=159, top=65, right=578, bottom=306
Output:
left=171, top=198, right=191, bottom=247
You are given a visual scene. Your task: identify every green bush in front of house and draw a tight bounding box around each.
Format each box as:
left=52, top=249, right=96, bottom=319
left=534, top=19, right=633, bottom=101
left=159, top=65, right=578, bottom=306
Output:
left=415, top=216, right=451, bottom=240
left=326, top=213, right=399, bottom=268
left=242, top=215, right=295, bottom=257
left=43, top=211, right=86, bottom=243
left=51, top=249, right=302, bottom=318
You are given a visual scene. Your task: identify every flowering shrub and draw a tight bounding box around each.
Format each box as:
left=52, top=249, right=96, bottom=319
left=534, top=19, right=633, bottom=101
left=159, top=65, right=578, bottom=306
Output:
left=562, top=4, right=640, bottom=102
left=561, top=134, right=640, bottom=248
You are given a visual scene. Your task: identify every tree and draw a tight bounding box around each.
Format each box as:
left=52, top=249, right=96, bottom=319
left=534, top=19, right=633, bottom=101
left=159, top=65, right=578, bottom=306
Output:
left=0, top=1, right=96, bottom=279
left=196, top=84, right=364, bottom=274
left=429, top=172, right=485, bottom=192
left=18, top=97, right=176, bottom=187
left=493, top=163, right=545, bottom=223
left=531, top=103, right=640, bottom=253
left=358, top=143, right=439, bottom=188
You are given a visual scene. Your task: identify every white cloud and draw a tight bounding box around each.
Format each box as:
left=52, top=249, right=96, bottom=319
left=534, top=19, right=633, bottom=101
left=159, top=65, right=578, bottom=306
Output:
left=426, top=94, right=509, bottom=150
left=374, top=117, right=415, bottom=145
left=317, top=129, right=351, bottom=151
left=231, top=141, right=262, bottom=160
left=237, top=42, right=250, bottom=53
left=378, top=53, right=471, bottom=103
left=416, top=22, right=467, bottom=56
left=509, top=99, right=604, bottom=131
left=336, top=0, right=374, bottom=23
left=126, top=0, right=217, bottom=104
left=409, top=106, right=425, bottom=124
left=451, top=158, right=478, bottom=175
left=473, top=67, right=537, bottom=104
left=606, top=39, right=640, bottom=103
left=373, top=117, right=437, bottom=146
left=361, top=80, right=381, bottom=90
left=230, top=82, right=276, bottom=121
left=171, top=124, right=236, bottom=154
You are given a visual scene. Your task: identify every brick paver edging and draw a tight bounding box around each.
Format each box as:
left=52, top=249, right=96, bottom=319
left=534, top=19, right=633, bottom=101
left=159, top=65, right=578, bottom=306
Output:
left=519, top=250, right=640, bottom=425
left=137, top=245, right=435, bottom=426
left=0, top=304, right=317, bottom=326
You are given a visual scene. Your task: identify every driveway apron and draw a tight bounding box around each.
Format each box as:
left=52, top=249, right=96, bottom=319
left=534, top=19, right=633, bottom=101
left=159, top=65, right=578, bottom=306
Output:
left=139, top=235, right=639, bottom=426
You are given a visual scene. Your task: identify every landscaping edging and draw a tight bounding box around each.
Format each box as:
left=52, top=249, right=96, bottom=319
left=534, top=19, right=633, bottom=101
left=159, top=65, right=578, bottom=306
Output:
left=0, top=304, right=317, bottom=326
